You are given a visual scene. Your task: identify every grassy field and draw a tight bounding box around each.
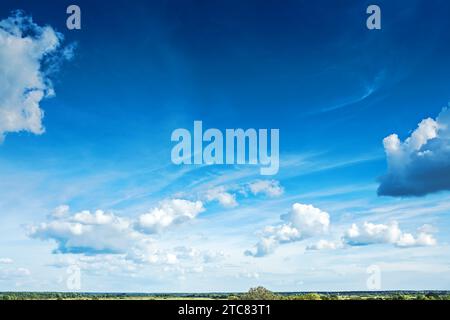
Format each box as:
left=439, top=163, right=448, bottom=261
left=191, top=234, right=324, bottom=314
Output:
left=1, top=287, right=450, bottom=300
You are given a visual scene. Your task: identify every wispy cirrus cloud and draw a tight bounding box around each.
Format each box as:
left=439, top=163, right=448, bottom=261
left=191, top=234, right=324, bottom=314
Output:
left=314, top=70, right=386, bottom=114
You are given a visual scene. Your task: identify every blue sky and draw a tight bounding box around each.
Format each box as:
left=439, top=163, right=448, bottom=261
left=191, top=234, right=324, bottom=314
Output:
left=1, top=0, right=450, bottom=292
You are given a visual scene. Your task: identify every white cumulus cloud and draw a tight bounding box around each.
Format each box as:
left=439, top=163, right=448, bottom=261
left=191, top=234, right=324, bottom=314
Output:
left=248, top=180, right=284, bottom=197
left=27, top=203, right=229, bottom=280
left=204, top=187, right=238, bottom=208
left=343, top=221, right=437, bottom=248
left=51, top=205, right=70, bottom=218
left=306, top=239, right=342, bottom=251
left=281, top=203, right=330, bottom=236
left=29, top=207, right=144, bottom=254
left=137, top=199, right=205, bottom=234
left=0, top=11, right=72, bottom=142
left=245, top=203, right=330, bottom=257
left=378, top=107, right=450, bottom=196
